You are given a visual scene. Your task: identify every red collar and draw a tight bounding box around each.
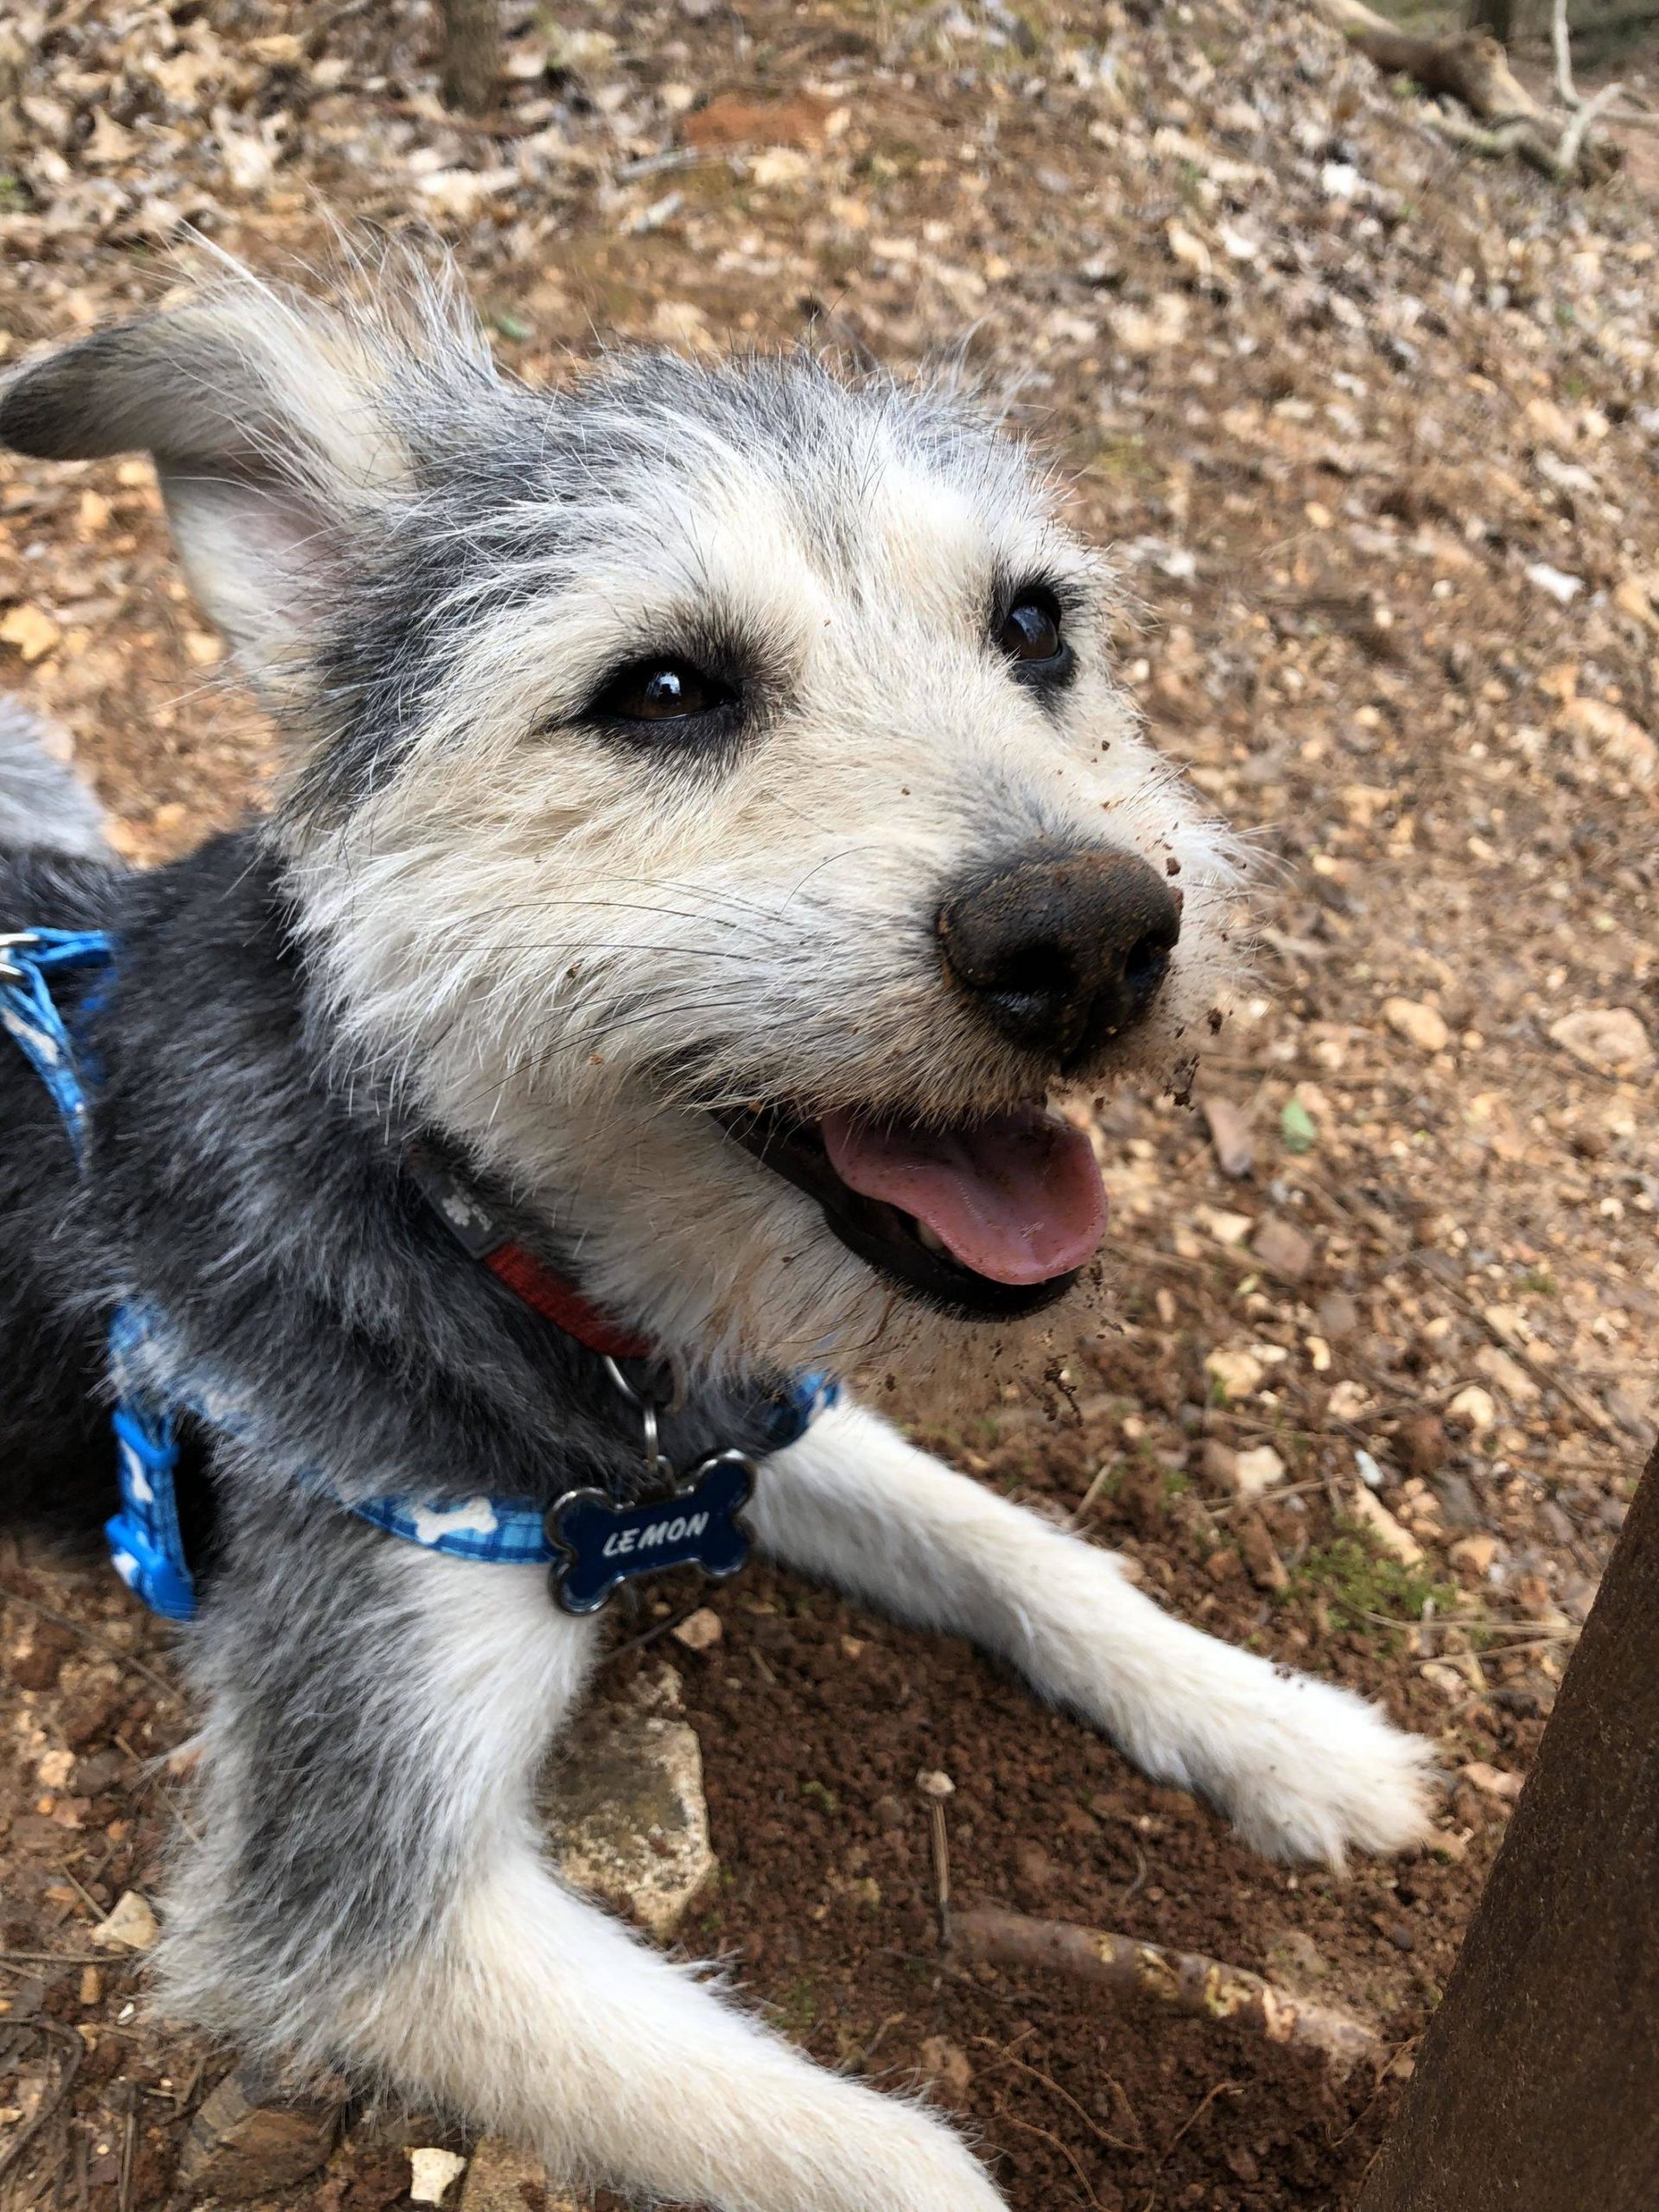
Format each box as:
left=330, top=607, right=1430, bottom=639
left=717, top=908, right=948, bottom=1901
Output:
left=480, top=1239, right=653, bottom=1362
left=406, top=1142, right=654, bottom=1363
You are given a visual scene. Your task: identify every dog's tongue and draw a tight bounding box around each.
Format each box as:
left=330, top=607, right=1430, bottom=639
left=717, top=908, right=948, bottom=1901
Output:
left=820, top=1106, right=1108, bottom=1286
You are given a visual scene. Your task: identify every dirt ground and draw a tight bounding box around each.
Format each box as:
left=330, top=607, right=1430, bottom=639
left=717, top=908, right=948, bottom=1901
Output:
left=3, top=2, right=1657, bottom=2208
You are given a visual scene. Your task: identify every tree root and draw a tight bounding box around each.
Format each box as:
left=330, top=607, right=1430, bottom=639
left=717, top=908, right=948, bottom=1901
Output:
left=1310, top=0, right=1619, bottom=184
left=952, top=1905, right=1381, bottom=2075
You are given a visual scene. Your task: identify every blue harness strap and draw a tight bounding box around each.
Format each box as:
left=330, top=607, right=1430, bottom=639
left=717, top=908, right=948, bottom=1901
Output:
left=2, top=928, right=198, bottom=1621
left=3, top=925, right=839, bottom=1617
left=0, top=928, right=114, bottom=1166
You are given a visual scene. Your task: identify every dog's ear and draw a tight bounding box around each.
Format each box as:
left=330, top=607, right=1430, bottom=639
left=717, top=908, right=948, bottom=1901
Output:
left=0, top=288, right=417, bottom=696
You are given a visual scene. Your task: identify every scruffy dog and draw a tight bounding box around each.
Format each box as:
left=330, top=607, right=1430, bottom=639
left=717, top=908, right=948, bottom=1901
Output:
left=0, top=270, right=1432, bottom=2211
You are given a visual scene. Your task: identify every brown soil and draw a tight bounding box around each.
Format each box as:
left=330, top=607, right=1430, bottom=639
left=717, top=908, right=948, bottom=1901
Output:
left=3, top=0, right=1656, bottom=2207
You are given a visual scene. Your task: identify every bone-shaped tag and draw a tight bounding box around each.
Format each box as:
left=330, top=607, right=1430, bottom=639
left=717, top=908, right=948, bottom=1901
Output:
left=545, top=1451, right=756, bottom=1615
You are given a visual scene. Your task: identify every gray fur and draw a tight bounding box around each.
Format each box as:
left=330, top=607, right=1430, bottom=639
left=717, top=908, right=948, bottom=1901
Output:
left=0, top=700, right=111, bottom=861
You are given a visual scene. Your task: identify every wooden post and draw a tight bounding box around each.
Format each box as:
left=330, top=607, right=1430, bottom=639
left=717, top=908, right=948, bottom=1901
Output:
left=1357, top=1445, right=1659, bottom=2212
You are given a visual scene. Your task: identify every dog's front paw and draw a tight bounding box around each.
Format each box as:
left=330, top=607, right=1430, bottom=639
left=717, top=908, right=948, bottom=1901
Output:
left=1200, top=1667, right=1439, bottom=1870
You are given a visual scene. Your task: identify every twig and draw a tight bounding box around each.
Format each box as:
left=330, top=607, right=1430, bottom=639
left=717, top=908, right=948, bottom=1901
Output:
left=1161, top=2077, right=1243, bottom=2164
left=953, top=1906, right=1380, bottom=2072
left=1556, top=79, right=1626, bottom=181
left=975, top=2037, right=1142, bottom=2155
left=1553, top=0, right=1579, bottom=108
left=0, top=2019, right=84, bottom=2182
left=1070, top=1461, right=1118, bottom=1528
left=1121, top=1839, right=1150, bottom=1910
left=992, top=2102, right=1103, bottom=2210
left=0, top=1952, right=110, bottom=1968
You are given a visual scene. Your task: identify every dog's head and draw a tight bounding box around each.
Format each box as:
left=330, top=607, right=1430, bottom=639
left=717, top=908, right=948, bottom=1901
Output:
left=0, top=267, right=1241, bottom=1380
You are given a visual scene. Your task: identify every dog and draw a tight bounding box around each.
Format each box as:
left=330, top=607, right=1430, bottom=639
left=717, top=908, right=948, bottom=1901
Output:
left=0, top=265, right=1433, bottom=2212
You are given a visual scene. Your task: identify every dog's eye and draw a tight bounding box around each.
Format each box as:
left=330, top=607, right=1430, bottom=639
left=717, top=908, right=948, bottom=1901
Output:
left=996, top=592, right=1065, bottom=666
left=592, top=659, right=733, bottom=724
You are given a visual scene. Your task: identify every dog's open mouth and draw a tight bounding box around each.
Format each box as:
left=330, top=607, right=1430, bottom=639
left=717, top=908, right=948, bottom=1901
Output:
left=715, top=1101, right=1108, bottom=1319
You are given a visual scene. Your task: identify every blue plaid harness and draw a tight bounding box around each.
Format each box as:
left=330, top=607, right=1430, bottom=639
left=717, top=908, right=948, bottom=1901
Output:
left=1, top=927, right=835, bottom=1622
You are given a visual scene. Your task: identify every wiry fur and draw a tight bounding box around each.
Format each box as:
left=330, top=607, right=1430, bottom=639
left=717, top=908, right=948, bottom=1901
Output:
left=0, top=263, right=1432, bottom=2211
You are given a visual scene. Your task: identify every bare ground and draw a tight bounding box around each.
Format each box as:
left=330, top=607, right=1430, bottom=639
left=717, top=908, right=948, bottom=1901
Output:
left=3, top=1, right=1657, bottom=2206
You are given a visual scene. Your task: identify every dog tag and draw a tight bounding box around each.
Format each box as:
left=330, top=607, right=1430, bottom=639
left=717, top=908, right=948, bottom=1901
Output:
left=545, top=1450, right=755, bottom=1615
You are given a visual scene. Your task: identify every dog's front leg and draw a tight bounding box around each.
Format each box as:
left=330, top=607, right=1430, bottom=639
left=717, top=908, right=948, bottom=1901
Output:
left=162, top=1502, right=1005, bottom=2212
left=751, top=1401, right=1434, bottom=1868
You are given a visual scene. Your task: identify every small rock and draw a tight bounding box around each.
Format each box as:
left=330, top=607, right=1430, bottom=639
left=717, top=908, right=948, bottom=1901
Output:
left=1459, top=1762, right=1525, bottom=1802
left=1205, top=1346, right=1264, bottom=1401
left=1396, top=1414, right=1447, bottom=1478
left=1348, top=1484, right=1424, bottom=1565
left=1233, top=1443, right=1287, bottom=1498
left=919, top=2036, right=975, bottom=2101
left=1318, top=1290, right=1360, bottom=1340
left=1200, top=1205, right=1255, bottom=1247
left=670, top=1607, right=722, bottom=1652
left=457, top=2140, right=557, bottom=2212
left=1205, top=1545, right=1244, bottom=1582
left=1431, top=1471, right=1484, bottom=1529
left=1200, top=1095, right=1254, bottom=1177
left=1013, top=1840, right=1055, bottom=1895
left=92, top=1890, right=158, bottom=1952
left=1383, top=998, right=1450, bottom=1054
left=410, top=2148, right=468, bottom=2206
left=1430, top=1827, right=1471, bottom=1864
left=1548, top=1007, right=1654, bottom=1079
left=178, top=2067, right=345, bottom=2197
left=1446, top=1385, right=1497, bottom=1434
left=1249, top=1217, right=1314, bottom=1282
left=1526, top=561, right=1584, bottom=605
left=1474, top=1345, right=1540, bottom=1405
left=917, top=1768, right=956, bottom=1800
left=1237, top=1512, right=1289, bottom=1592
left=544, top=1711, right=716, bottom=1941
left=0, top=603, right=62, bottom=662
left=1198, top=1438, right=1239, bottom=1493
left=1449, top=1534, right=1499, bottom=1577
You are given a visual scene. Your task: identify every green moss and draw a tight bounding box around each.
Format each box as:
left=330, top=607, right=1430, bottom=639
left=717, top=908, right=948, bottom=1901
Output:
left=1291, top=1526, right=1459, bottom=1646
left=800, top=1778, right=840, bottom=1815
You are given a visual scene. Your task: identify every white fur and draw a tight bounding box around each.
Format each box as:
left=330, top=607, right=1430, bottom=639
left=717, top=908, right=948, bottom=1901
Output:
left=340, top=1549, right=1005, bottom=2212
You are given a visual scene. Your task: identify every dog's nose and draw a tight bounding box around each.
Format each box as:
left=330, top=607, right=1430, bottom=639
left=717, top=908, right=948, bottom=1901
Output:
left=937, top=843, right=1182, bottom=1070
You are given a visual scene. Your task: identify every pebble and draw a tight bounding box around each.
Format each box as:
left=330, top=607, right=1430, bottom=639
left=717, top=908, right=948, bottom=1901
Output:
left=410, top=2147, right=468, bottom=2205
left=1200, top=1095, right=1255, bottom=1177
left=1382, top=997, right=1450, bottom=1053
left=1459, top=1762, right=1525, bottom=1802
left=1448, top=1534, right=1499, bottom=1576
left=1233, top=1443, right=1287, bottom=1498
left=1317, top=1289, right=1360, bottom=1339
left=1396, top=1414, right=1447, bottom=1478
left=1205, top=1346, right=1264, bottom=1400
left=919, top=2037, right=974, bottom=2101
left=457, top=2139, right=559, bottom=2211
left=1237, top=1512, right=1289, bottom=1591
left=1348, top=1484, right=1424, bottom=1565
left=1446, top=1385, right=1497, bottom=1434
left=1547, top=1006, right=1654, bottom=1078
left=1249, top=1216, right=1314, bottom=1282
left=670, top=1606, right=722, bottom=1652
left=91, top=1890, right=158, bottom=1952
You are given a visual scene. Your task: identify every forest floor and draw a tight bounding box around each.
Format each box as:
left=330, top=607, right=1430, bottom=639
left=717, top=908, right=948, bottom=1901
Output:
left=2, top=1, right=1657, bottom=2208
